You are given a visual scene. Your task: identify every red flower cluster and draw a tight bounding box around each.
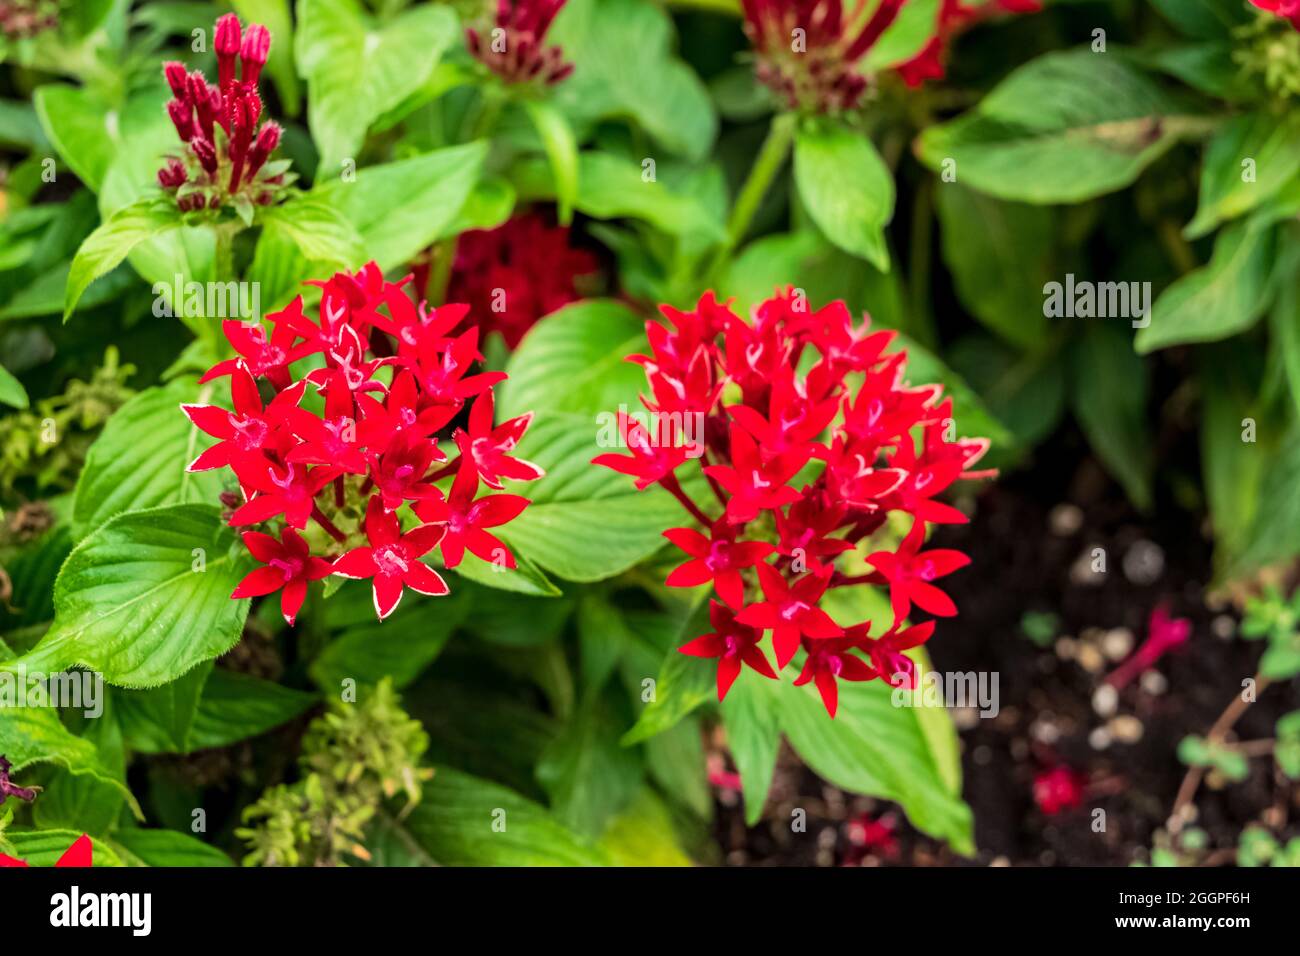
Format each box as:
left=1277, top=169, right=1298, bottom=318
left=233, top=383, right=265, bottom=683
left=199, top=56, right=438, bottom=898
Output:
left=895, top=0, right=1042, bottom=87
left=444, top=212, right=600, bottom=349
left=158, top=14, right=288, bottom=212
left=740, top=0, right=905, bottom=112
left=185, top=261, right=542, bottom=623
left=594, top=289, right=992, bottom=716
left=1032, top=765, right=1087, bottom=816
left=467, top=0, right=573, bottom=86
left=1251, top=0, right=1300, bottom=30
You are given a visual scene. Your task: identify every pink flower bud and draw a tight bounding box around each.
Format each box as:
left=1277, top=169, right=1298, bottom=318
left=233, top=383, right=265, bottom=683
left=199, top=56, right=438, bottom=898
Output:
left=191, top=136, right=218, bottom=175
left=240, top=24, right=271, bottom=85
left=157, top=159, right=187, bottom=190
left=166, top=99, right=195, bottom=142
left=245, top=122, right=281, bottom=179
left=214, top=13, right=242, bottom=90
left=163, top=61, right=189, bottom=98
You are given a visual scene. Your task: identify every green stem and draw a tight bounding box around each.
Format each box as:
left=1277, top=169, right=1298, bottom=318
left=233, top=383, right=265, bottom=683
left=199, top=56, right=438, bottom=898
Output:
left=427, top=236, right=458, bottom=307
left=703, top=111, right=797, bottom=284
left=207, top=223, right=239, bottom=358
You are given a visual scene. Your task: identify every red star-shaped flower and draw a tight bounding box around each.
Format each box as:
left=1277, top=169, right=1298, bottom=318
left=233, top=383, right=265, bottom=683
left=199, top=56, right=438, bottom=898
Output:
left=413, top=462, right=529, bottom=569
left=331, top=496, right=449, bottom=620
left=736, top=563, right=842, bottom=668
left=231, top=527, right=334, bottom=625
left=866, top=521, right=969, bottom=621
left=679, top=601, right=778, bottom=701
left=662, top=520, right=774, bottom=608
left=454, top=390, right=544, bottom=490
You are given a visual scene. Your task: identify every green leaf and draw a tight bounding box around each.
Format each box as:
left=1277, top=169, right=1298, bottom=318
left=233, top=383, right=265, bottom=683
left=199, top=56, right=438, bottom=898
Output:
left=550, top=0, right=716, bottom=161
left=863, top=0, right=941, bottom=69
left=622, top=600, right=715, bottom=745
left=256, top=198, right=365, bottom=272
left=916, top=49, right=1211, bottom=203
left=536, top=695, right=642, bottom=837
left=296, top=0, right=460, bottom=172
left=513, top=151, right=725, bottom=241
left=370, top=766, right=609, bottom=866
left=1186, top=111, right=1300, bottom=238
left=314, top=142, right=488, bottom=271
left=720, top=672, right=782, bottom=825
left=0, top=706, right=136, bottom=813
left=32, top=698, right=129, bottom=836
left=449, top=550, right=562, bottom=597
left=4, top=830, right=122, bottom=867
left=311, top=588, right=470, bottom=691
left=1069, top=324, right=1153, bottom=511
left=64, top=199, right=180, bottom=320
left=1136, top=218, right=1276, bottom=353
left=107, top=829, right=234, bottom=867
left=233, top=0, right=301, bottom=115
left=935, top=182, right=1053, bottom=348
left=1233, top=422, right=1300, bottom=577
left=524, top=99, right=579, bottom=226
left=186, top=670, right=318, bottom=751
left=6, top=505, right=251, bottom=688
left=778, top=674, right=974, bottom=854
left=33, top=85, right=117, bottom=191
left=794, top=119, right=894, bottom=271
left=115, top=662, right=213, bottom=754
left=71, top=377, right=229, bottom=543
left=1150, top=0, right=1252, bottom=39
left=0, top=362, right=28, bottom=408
left=597, top=787, right=693, bottom=865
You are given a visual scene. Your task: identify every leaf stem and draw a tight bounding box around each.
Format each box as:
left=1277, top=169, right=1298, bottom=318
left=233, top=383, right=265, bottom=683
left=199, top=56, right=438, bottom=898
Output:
left=703, top=111, right=797, bottom=284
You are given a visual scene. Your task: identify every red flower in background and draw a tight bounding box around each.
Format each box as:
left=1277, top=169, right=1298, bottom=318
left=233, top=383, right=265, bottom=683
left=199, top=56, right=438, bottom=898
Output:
left=1033, top=765, right=1087, bottom=815
left=741, top=0, right=906, bottom=112
left=467, top=0, right=575, bottom=86
left=0, top=755, right=36, bottom=807
left=1104, top=603, right=1192, bottom=690
left=896, top=0, right=1043, bottom=87
left=444, top=213, right=599, bottom=348
left=188, top=261, right=541, bottom=625
left=158, top=13, right=289, bottom=210
left=594, top=288, right=992, bottom=715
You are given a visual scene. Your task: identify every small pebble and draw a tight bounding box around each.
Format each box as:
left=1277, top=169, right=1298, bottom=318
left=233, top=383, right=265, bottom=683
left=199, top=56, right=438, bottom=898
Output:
left=972, top=744, right=993, bottom=766
left=1122, top=540, right=1165, bottom=585
left=1101, top=627, right=1134, bottom=661
left=1140, top=670, right=1168, bottom=696
left=1089, top=726, right=1113, bottom=750
left=1010, top=738, right=1029, bottom=761
left=1092, top=684, right=1118, bottom=718
left=1030, top=719, right=1061, bottom=745
left=1110, top=715, right=1144, bottom=743
left=952, top=706, right=980, bottom=731
left=989, top=856, right=1011, bottom=867
left=1055, top=637, right=1078, bottom=660
left=1212, top=614, right=1236, bottom=640
left=1076, top=643, right=1105, bottom=674
left=1049, top=503, right=1084, bottom=536
left=1070, top=548, right=1107, bottom=586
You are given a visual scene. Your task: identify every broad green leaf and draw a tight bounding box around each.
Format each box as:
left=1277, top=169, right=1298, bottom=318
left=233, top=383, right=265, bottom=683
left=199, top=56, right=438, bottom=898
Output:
left=643, top=715, right=711, bottom=819
left=449, top=550, right=562, bottom=597
left=1186, top=111, right=1300, bottom=238
left=550, top=0, right=716, bottom=160
left=864, top=0, right=942, bottom=69
left=0, top=706, right=135, bottom=811
left=513, top=151, right=725, bottom=242
left=524, top=99, right=579, bottom=225
left=4, top=830, right=121, bottom=867
left=935, top=182, right=1053, bottom=348
left=64, top=199, right=180, bottom=320
left=947, top=335, right=1066, bottom=457
left=1069, top=324, right=1153, bottom=511
left=916, top=50, right=1211, bottom=203
left=371, top=766, right=609, bottom=866
left=311, top=588, right=470, bottom=691
left=32, top=697, right=130, bottom=836
left=498, top=298, right=646, bottom=419
left=1150, top=0, right=1252, bottom=39
left=1232, top=423, right=1300, bottom=577
left=778, top=675, right=974, bottom=854
left=233, top=0, right=301, bottom=115
left=536, top=695, right=642, bottom=837
left=621, top=599, right=715, bottom=745
left=296, top=0, right=459, bottom=172
left=794, top=119, right=894, bottom=271
left=0, top=362, right=28, bottom=408
left=71, top=377, right=228, bottom=542
left=597, top=787, right=693, bottom=865
left=33, top=84, right=117, bottom=191
left=899, top=335, right=1014, bottom=452
left=256, top=198, right=364, bottom=272
left=6, top=505, right=251, bottom=688
left=115, top=662, right=213, bottom=754
left=108, top=829, right=234, bottom=867
left=720, top=671, right=782, bottom=825
left=314, top=142, right=488, bottom=271
left=186, top=670, right=318, bottom=751
left=1136, top=218, right=1277, bottom=353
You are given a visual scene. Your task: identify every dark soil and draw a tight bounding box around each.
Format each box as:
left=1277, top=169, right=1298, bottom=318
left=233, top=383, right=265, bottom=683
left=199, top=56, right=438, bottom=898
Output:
left=714, top=431, right=1300, bottom=866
